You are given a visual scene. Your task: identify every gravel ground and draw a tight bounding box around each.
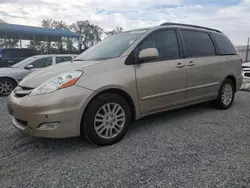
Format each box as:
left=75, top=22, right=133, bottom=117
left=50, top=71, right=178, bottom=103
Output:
left=1, top=92, right=250, bottom=188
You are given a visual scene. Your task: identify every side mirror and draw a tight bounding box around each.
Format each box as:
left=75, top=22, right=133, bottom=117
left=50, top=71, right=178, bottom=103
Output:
left=25, top=64, right=34, bottom=69
left=138, top=48, right=159, bottom=62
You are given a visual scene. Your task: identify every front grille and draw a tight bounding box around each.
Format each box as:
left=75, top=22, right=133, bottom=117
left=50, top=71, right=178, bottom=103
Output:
left=242, top=66, right=250, bottom=69
left=20, top=86, right=33, bottom=90
left=15, top=93, right=27, bottom=97
left=14, top=86, right=33, bottom=98
left=15, top=118, right=28, bottom=127
left=244, top=73, right=250, bottom=78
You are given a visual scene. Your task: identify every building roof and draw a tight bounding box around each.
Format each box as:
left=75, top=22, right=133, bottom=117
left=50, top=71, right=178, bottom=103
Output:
left=0, top=23, right=81, bottom=41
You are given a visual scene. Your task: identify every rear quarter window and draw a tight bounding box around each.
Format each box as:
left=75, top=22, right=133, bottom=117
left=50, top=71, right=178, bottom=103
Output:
left=211, top=33, right=237, bottom=55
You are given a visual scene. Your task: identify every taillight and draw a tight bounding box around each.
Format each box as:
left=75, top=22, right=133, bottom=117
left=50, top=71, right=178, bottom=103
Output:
left=239, top=57, right=243, bottom=63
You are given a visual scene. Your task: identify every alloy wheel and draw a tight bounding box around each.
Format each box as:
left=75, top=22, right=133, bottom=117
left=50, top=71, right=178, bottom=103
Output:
left=94, top=103, right=126, bottom=139
left=0, top=80, right=14, bottom=95
left=221, top=83, right=233, bottom=106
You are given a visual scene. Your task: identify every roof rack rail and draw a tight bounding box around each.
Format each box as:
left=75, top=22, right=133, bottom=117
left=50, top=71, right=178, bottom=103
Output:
left=160, top=22, right=222, bottom=33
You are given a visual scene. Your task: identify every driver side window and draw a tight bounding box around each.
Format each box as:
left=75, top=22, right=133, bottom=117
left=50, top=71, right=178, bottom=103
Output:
left=29, top=57, right=53, bottom=68
left=136, top=30, right=180, bottom=62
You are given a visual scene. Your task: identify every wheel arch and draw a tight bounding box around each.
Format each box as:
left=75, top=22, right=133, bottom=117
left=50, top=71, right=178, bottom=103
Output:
left=80, top=87, right=138, bottom=135
left=225, top=75, right=236, bottom=92
left=85, top=88, right=137, bottom=120
left=0, top=76, right=18, bottom=86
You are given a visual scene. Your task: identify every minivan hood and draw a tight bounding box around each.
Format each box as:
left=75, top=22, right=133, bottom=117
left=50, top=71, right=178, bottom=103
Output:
left=19, top=61, right=98, bottom=88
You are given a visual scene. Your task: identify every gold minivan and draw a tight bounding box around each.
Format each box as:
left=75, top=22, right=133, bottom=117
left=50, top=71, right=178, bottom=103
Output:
left=8, top=23, right=243, bottom=145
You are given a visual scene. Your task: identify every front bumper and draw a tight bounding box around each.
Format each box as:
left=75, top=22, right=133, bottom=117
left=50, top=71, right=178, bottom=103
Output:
left=8, top=85, right=94, bottom=138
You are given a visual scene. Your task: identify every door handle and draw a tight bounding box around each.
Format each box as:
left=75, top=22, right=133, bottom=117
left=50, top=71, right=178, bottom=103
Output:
left=187, top=61, right=195, bottom=67
left=8, top=61, right=14, bottom=63
left=176, top=62, right=185, bottom=68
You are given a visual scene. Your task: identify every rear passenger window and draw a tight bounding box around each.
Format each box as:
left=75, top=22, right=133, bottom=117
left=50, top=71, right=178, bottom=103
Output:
left=56, top=56, right=72, bottom=64
left=211, top=33, right=237, bottom=55
left=138, top=30, right=180, bottom=61
left=181, top=30, right=216, bottom=58
left=14, top=50, right=28, bottom=58
left=1, top=50, right=9, bottom=58
left=9, top=50, right=22, bottom=58
left=23, top=50, right=36, bottom=57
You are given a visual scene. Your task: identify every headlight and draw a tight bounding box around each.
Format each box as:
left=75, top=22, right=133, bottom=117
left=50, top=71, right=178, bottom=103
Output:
left=30, top=71, right=82, bottom=95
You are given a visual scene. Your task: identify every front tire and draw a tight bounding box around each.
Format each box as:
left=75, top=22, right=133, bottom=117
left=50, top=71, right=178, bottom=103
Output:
left=213, top=78, right=235, bottom=109
left=0, top=78, right=16, bottom=96
left=82, top=93, right=132, bottom=146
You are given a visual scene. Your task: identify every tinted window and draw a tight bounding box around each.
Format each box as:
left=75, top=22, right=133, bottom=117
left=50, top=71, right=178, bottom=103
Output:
left=23, top=50, right=36, bottom=57
left=211, top=33, right=237, bottom=55
left=9, top=50, right=25, bottom=58
left=137, top=30, right=180, bottom=61
left=1, top=50, right=17, bottom=58
left=29, top=57, right=53, bottom=68
left=0, top=49, right=36, bottom=59
left=56, top=56, right=72, bottom=64
left=181, top=30, right=216, bottom=58
left=11, top=57, right=36, bottom=68
left=0, top=50, right=10, bottom=58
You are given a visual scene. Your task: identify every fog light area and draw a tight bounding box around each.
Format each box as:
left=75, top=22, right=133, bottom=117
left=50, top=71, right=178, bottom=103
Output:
left=241, top=79, right=250, bottom=91
left=37, top=122, right=60, bottom=130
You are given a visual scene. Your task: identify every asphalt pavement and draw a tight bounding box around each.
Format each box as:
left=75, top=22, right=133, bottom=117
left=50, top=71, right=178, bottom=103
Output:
left=1, top=92, right=250, bottom=188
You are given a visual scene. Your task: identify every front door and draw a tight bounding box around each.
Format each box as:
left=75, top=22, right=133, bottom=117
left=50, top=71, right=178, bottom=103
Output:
left=135, top=29, right=187, bottom=115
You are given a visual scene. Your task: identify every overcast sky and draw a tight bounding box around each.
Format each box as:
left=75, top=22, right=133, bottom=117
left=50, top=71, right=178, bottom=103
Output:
left=0, top=0, right=250, bottom=45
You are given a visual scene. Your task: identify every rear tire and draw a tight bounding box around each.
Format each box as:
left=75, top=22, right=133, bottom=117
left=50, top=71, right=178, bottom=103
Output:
left=212, top=78, right=235, bottom=110
left=82, top=93, right=132, bottom=146
left=0, top=78, right=16, bottom=96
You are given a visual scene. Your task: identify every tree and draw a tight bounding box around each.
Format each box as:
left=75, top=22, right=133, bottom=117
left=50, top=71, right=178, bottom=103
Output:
left=105, top=27, right=123, bottom=37
left=26, top=40, right=45, bottom=53
left=0, top=19, right=19, bottom=48
left=33, top=18, right=54, bottom=53
left=41, top=18, right=53, bottom=28
left=30, top=18, right=71, bottom=54
left=51, top=20, right=68, bottom=30
left=70, top=21, right=103, bottom=51
left=51, top=20, right=69, bottom=52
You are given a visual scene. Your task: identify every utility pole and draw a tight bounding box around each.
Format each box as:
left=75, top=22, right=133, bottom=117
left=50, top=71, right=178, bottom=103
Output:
left=246, top=37, right=250, bottom=62
left=19, top=33, right=22, bottom=48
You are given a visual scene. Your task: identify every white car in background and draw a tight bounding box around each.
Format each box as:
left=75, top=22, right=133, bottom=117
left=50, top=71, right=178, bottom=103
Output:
left=242, top=62, right=250, bottom=79
left=0, top=54, right=77, bottom=95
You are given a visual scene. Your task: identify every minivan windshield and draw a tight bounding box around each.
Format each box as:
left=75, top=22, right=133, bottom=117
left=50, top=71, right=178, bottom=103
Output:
left=74, top=29, right=147, bottom=61
left=11, top=56, right=36, bottom=68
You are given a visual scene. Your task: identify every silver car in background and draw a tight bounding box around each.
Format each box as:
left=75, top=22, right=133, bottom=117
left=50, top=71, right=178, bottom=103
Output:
left=0, top=54, right=77, bottom=95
